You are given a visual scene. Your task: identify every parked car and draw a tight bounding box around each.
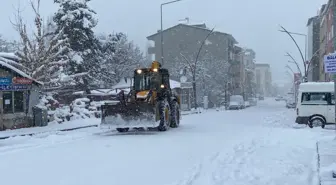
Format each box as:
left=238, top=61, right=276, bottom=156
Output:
left=248, top=98, right=257, bottom=106
left=275, top=95, right=283, bottom=101
left=286, top=99, right=296, bottom=109
left=228, top=95, right=245, bottom=110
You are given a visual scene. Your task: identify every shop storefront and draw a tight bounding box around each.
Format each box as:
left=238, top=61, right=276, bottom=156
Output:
left=0, top=64, right=41, bottom=130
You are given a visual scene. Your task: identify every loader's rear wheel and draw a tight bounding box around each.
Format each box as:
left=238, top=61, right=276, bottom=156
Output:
left=158, top=99, right=171, bottom=131
left=116, top=128, right=129, bottom=132
left=170, top=101, right=180, bottom=128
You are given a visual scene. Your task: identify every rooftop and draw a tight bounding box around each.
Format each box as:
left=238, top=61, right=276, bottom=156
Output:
left=147, top=23, right=237, bottom=44
left=0, top=52, right=43, bottom=85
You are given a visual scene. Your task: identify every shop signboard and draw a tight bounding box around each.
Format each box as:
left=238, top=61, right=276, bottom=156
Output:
left=12, top=77, right=33, bottom=84
left=0, top=85, right=28, bottom=90
left=0, top=77, right=12, bottom=85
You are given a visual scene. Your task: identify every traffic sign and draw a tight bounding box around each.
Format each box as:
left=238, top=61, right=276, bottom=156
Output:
left=324, top=53, right=336, bottom=73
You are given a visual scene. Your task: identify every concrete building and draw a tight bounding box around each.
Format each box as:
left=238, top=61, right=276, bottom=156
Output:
left=307, top=16, right=320, bottom=81
left=318, top=1, right=336, bottom=82
left=229, top=45, right=245, bottom=96
left=319, top=3, right=328, bottom=81
left=243, top=49, right=256, bottom=98
left=146, top=23, right=237, bottom=80
left=255, top=63, right=272, bottom=97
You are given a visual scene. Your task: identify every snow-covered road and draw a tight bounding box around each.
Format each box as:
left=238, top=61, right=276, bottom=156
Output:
left=0, top=98, right=333, bottom=185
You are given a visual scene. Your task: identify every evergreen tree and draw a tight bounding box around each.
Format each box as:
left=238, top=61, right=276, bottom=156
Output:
left=53, top=0, right=100, bottom=94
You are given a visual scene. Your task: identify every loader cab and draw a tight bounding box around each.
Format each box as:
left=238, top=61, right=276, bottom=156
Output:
left=133, top=63, right=170, bottom=92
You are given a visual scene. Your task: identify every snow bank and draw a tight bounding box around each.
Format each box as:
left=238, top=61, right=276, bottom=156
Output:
left=0, top=118, right=99, bottom=139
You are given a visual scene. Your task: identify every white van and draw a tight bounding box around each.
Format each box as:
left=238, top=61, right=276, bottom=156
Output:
left=295, top=82, right=335, bottom=128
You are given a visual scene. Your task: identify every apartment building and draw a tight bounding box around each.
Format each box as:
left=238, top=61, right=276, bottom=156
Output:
left=319, top=3, right=328, bottom=81
left=318, top=0, right=335, bottom=81
left=307, top=16, right=320, bottom=81
left=243, top=49, right=256, bottom=98
left=146, top=23, right=237, bottom=80
left=255, top=63, right=272, bottom=97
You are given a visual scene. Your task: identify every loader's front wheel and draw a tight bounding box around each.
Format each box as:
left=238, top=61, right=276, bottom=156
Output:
left=158, top=99, right=171, bottom=131
left=116, top=128, right=129, bottom=132
left=170, top=101, right=180, bottom=128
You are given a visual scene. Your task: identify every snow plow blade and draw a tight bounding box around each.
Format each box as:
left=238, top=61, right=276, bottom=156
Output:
left=100, top=102, right=158, bottom=130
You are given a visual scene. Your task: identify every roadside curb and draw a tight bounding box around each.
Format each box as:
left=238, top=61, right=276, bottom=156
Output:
left=0, top=124, right=98, bottom=140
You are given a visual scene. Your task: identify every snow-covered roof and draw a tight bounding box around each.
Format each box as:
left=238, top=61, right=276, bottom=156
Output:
left=0, top=52, right=20, bottom=61
left=0, top=60, right=43, bottom=85
left=299, top=82, right=334, bottom=92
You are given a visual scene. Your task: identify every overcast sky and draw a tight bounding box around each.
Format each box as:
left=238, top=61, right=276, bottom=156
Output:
left=0, top=0, right=326, bottom=84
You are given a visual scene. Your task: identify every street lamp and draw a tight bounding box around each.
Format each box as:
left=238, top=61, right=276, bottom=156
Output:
left=279, top=29, right=307, bottom=62
left=160, top=0, right=183, bottom=66
left=279, top=26, right=307, bottom=82
left=284, top=53, right=303, bottom=79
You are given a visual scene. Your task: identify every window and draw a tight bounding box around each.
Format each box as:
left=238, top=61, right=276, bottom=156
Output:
left=301, top=92, right=328, bottom=105
left=3, top=91, right=13, bottom=113
left=332, top=93, right=335, bottom=104
left=14, top=91, right=24, bottom=112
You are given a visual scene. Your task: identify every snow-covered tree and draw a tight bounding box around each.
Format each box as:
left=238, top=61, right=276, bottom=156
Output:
left=53, top=0, right=100, bottom=94
left=11, top=0, right=68, bottom=85
left=0, top=35, right=18, bottom=53
left=98, top=32, right=145, bottom=86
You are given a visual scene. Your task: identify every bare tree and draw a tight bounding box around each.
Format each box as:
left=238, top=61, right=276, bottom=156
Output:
left=10, top=0, right=68, bottom=85
left=179, top=27, right=215, bottom=109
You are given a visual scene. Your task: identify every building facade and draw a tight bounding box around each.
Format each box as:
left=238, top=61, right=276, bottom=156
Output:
left=243, top=49, right=256, bottom=98
left=146, top=23, right=237, bottom=80
left=255, top=63, right=272, bottom=97
left=307, top=16, right=320, bottom=81
left=147, top=23, right=237, bottom=103
left=319, top=3, right=328, bottom=81
left=317, top=0, right=336, bottom=81
left=0, top=53, right=42, bottom=130
left=229, top=45, right=245, bottom=96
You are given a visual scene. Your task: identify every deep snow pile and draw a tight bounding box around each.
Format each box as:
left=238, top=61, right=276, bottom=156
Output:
left=37, top=94, right=102, bottom=124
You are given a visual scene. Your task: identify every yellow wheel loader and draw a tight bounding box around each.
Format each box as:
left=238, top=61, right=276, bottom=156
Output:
left=100, top=61, right=181, bottom=132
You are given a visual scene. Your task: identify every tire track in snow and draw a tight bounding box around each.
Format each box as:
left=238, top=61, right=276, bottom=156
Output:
left=173, top=136, right=315, bottom=185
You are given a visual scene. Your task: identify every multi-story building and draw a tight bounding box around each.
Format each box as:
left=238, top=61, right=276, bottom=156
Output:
left=307, top=16, right=320, bottom=81
left=146, top=23, right=237, bottom=80
left=255, top=63, right=272, bottom=97
left=319, top=3, right=328, bottom=81
left=317, top=0, right=336, bottom=81
left=243, top=49, right=256, bottom=98
left=146, top=23, right=237, bottom=103
left=229, top=45, right=245, bottom=96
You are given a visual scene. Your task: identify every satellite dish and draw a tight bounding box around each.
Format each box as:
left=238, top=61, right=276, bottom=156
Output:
left=180, top=76, right=187, bottom=83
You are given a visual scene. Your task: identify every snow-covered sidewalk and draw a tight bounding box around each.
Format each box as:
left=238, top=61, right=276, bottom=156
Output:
left=317, top=138, right=336, bottom=185
left=0, top=118, right=99, bottom=139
